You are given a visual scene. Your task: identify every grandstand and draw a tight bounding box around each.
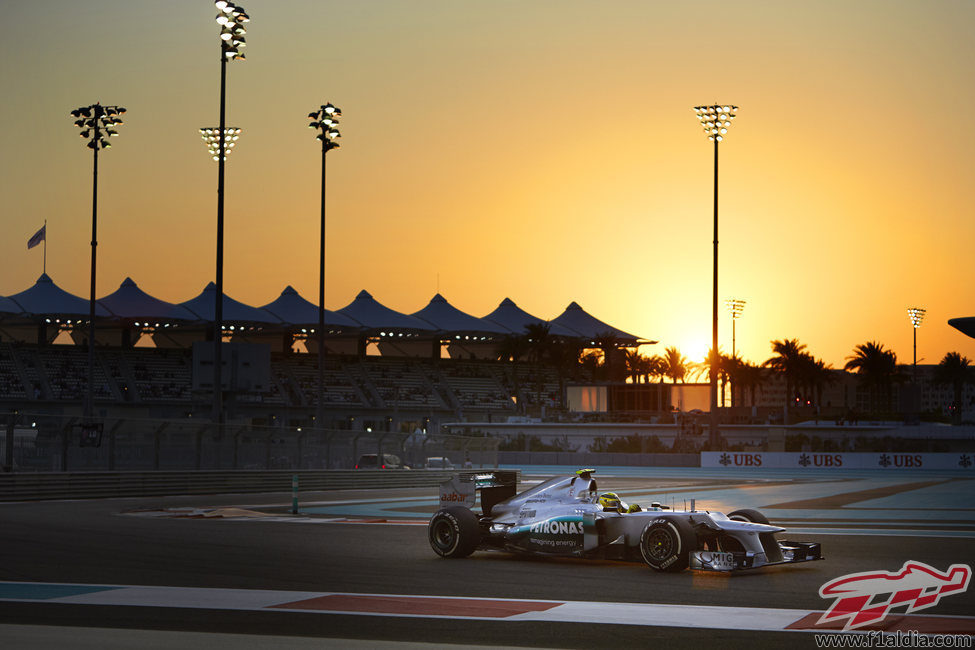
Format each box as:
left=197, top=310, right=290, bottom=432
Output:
left=0, top=343, right=589, bottom=426
left=0, top=274, right=651, bottom=430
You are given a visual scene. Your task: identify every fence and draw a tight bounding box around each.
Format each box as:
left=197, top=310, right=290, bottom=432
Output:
left=1, top=412, right=498, bottom=473
left=0, top=468, right=522, bottom=502
left=497, top=451, right=698, bottom=467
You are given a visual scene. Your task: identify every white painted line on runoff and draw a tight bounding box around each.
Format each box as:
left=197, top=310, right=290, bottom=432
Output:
left=0, top=581, right=813, bottom=631
left=3, top=582, right=973, bottom=634
left=509, top=600, right=813, bottom=632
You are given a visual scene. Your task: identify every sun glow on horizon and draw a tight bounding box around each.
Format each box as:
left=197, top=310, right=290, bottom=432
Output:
left=677, top=340, right=711, bottom=367
left=0, top=1, right=972, bottom=371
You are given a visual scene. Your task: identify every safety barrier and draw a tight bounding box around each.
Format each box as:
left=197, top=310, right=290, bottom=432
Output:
left=0, top=468, right=517, bottom=502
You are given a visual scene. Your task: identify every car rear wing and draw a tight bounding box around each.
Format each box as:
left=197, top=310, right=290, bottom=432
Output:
left=439, top=470, right=518, bottom=516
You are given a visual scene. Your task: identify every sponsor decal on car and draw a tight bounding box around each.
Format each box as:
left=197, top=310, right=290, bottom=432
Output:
left=529, top=517, right=584, bottom=535
left=525, top=516, right=584, bottom=549
left=817, top=561, right=972, bottom=631
left=691, top=551, right=736, bottom=571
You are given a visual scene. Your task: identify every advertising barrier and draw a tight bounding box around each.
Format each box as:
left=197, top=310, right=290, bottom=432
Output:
left=700, top=451, right=975, bottom=470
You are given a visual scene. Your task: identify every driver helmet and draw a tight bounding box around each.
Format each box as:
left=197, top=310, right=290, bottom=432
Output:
left=598, top=492, right=623, bottom=511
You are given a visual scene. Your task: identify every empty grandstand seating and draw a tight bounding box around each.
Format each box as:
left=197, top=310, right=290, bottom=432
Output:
left=0, top=343, right=28, bottom=400
left=360, top=359, right=445, bottom=409
left=119, top=348, right=193, bottom=402
left=274, top=354, right=364, bottom=407
left=437, top=362, right=513, bottom=410
left=0, top=343, right=551, bottom=417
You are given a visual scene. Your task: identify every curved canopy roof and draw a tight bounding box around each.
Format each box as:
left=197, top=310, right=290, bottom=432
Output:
left=180, top=283, right=281, bottom=324
left=0, top=276, right=650, bottom=347
left=99, top=277, right=198, bottom=322
left=6, top=273, right=110, bottom=317
left=336, top=290, right=436, bottom=332
left=948, top=317, right=975, bottom=339
left=550, top=301, right=643, bottom=342
left=261, top=286, right=360, bottom=330
left=482, top=297, right=579, bottom=337
left=413, top=294, right=510, bottom=335
left=0, top=296, right=22, bottom=317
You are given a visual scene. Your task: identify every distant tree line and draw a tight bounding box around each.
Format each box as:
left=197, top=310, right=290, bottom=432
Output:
left=495, top=324, right=974, bottom=422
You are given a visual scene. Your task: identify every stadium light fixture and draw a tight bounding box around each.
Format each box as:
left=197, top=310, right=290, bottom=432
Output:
left=199, top=127, right=242, bottom=161
left=308, top=102, right=342, bottom=432
left=908, top=307, right=926, bottom=381
left=692, top=103, right=738, bottom=447
left=71, top=102, right=125, bottom=426
left=725, top=298, right=746, bottom=359
left=209, top=0, right=249, bottom=438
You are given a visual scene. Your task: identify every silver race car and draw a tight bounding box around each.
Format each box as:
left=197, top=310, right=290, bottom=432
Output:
left=429, top=469, right=823, bottom=573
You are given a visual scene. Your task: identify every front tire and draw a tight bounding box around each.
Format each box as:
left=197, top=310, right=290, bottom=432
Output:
left=428, top=507, right=480, bottom=558
left=726, top=508, right=770, bottom=525
left=639, top=517, right=695, bottom=572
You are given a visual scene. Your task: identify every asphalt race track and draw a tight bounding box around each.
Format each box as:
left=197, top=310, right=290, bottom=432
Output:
left=1, top=467, right=974, bottom=649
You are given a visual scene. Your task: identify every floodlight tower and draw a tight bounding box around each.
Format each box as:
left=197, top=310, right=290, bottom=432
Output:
left=726, top=298, right=746, bottom=359
left=308, top=103, right=342, bottom=431
left=908, top=307, right=926, bottom=381
left=70, top=103, right=125, bottom=423
left=693, top=104, right=738, bottom=448
left=208, top=0, right=248, bottom=428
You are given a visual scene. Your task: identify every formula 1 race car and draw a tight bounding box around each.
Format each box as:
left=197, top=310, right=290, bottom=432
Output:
left=428, top=469, right=823, bottom=573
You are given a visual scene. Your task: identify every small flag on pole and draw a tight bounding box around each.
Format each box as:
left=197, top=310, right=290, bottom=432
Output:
left=28, top=225, right=46, bottom=250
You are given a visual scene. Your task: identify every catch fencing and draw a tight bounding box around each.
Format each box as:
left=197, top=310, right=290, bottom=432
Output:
left=0, top=468, right=519, bottom=502
left=1, top=412, right=498, bottom=473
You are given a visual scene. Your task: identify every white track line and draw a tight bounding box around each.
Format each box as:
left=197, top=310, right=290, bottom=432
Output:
left=2, top=582, right=973, bottom=635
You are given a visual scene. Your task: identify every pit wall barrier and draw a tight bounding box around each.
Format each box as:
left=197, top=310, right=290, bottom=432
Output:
left=0, top=468, right=518, bottom=502
left=497, top=451, right=698, bottom=467
left=701, top=451, right=975, bottom=470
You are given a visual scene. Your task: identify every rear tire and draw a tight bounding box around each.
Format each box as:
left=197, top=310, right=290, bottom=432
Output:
left=429, top=507, right=480, bottom=558
left=639, top=517, right=695, bottom=572
left=726, top=509, right=770, bottom=525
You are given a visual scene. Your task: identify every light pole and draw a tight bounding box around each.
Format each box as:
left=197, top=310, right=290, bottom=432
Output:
left=908, top=307, right=926, bottom=381
left=694, top=103, right=738, bottom=448
left=308, top=103, right=342, bottom=432
left=71, top=103, right=125, bottom=429
left=725, top=298, right=745, bottom=409
left=209, top=0, right=248, bottom=429
left=725, top=298, right=746, bottom=359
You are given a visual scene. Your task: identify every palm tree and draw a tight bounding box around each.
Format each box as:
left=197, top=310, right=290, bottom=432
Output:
left=933, top=352, right=974, bottom=424
left=695, top=348, right=732, bottom=406
left=723, top=353, right=744, bottom=408
left=764, top=338, right=808, bottom=412
left=646, top=354, right=666, bottom=383
left=579, top=350, right=603, bottom=382
left=844, top=341, right=902, bottom=415
left=795, top=355, right=835, bottom=409
left=661, top=346, right=689, bottom=384
left=497, top=334, right=529, bottom=363
left=524, top=323, right=551, bottom=366
left=736, top=361, right=767, bottom=407
left=624, top=350, right=645, bottom=384
left=594, top=332, right=625, bottom=382
left=548, top=337, right=582, bottom=410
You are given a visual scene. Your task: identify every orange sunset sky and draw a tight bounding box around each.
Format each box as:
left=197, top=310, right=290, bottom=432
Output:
left=1, top=0, right=973, bottom=369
